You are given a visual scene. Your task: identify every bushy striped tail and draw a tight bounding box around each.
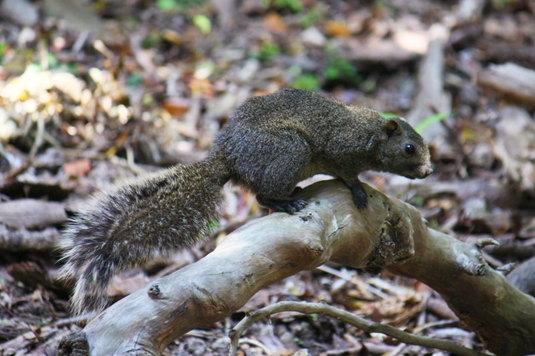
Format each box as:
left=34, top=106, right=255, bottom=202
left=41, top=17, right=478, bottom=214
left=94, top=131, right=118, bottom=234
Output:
left=59, top=157, right=230, bottom=315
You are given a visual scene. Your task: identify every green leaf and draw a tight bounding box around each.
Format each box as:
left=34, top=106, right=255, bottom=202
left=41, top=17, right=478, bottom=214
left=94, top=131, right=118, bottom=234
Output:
left=410, top=195, right=424, bottom=207
left=59, top=63, right=79, bottom=74
left=292, top=73, right=320, bottom=90
left=24, top=63, right=41, bottom=74
left=380, top=112, right=398, bottom=119
left=193, top=14, right=212, bottom=35
left=0, top=43, right=7, bottom=62
left=274, top=0, right=303, bottom=12
left=157, top=0, right=177, bottom=11
left=194, top=60, right=215, bottom=79
left=47, top=53, right=59, bottom=69
left=157, top=0, right=203, bottom=11
left=325, top=57, right=361, bottom=84
left=208, top=219, right=219, bottom=230
left=414, top=112, right=448, bottom=134
left=252, top=41, right=281, bottom=61
left=126, top=73, right=143, bottom=87
left=141, top=33, right=161, bottom=49
left=298, top=9, right=321, bottom=27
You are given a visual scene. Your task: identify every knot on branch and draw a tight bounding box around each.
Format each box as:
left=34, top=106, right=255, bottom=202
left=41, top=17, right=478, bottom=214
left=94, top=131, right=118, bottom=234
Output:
left=454, top=244, right=488, bottom=276
left=366, top=203, right=415, bottom=270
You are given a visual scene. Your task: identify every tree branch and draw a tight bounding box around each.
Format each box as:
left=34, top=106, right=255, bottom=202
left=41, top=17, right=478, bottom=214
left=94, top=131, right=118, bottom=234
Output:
left=228, top=301, right=490, bottom=356
left=58, top=180, right=535, bottom=356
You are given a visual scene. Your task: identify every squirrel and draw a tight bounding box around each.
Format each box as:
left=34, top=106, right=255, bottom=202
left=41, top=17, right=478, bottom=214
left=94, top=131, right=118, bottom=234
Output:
left=59, top=89, right=432, bottom=315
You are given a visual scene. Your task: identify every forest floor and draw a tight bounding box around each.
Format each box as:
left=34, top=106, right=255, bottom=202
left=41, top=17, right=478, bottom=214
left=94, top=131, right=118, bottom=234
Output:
left=1, top=0, right=535, bottom=355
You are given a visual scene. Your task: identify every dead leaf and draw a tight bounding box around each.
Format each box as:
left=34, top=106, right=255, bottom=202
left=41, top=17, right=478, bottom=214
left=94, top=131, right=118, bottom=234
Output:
left=188, top=78, right=214, bottom=97
left=324, top=21, right=351, bottom=37
left=163, top=97, right=190, bottom=117
left=51, top=72, right=86, bottom=103
left=63, top=159, right=92, bottom=178
left=263, top=12, right=288, bottom=33
left=360, top=292, right=426, bottom=325
left=162, top=30, right=182, bottom=45
left=108, top=271, right=150, bottom=297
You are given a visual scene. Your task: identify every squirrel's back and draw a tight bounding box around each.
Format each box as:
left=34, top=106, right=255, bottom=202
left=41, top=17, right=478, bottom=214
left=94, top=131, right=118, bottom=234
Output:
left=229, top=89, right=355, bottom=127
left=220, top=89, right=385, bottom=149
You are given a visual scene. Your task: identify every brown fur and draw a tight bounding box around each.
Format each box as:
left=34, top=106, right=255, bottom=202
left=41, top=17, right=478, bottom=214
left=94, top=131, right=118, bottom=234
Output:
left=60, top=89, right=432, bottom=315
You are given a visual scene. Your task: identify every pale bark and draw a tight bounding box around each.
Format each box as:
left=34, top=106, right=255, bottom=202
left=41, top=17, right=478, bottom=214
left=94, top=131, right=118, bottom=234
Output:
left=406, top=24, right=451, bottom=142
left=58, top=180, right=535, bottom=356
left=478, top=63, right=535, bottom=108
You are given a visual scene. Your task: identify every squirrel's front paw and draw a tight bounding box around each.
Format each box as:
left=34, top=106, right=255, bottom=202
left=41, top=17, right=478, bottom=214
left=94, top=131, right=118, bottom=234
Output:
left=257, top=196, right=308, bottom=214
left=282, top=199, right=308, bottom=214
left=351, top=184, right=368, bottom=209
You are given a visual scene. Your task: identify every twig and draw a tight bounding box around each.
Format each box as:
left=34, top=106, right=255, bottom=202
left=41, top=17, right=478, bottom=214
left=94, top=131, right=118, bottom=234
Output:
left=29, top=114, right=45, bottom=160
left=316, top=265, right=387, bottom=299
left=3, top=160, right=30, bottom=181
left=52, top=313, right=94, bottom=327
left=228, top=301, right=490, bottom=356
left=237, top=338, right=271, bottom=355
left=412, top=319, right=458, bottom=334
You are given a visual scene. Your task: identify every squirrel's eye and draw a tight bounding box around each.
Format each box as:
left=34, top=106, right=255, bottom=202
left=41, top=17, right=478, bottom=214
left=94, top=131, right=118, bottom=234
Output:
left=405, top=144, right=415, bottom=154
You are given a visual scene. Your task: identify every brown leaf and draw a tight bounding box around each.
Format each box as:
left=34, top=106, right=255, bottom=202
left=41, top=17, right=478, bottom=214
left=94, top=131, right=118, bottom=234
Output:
left=162, top=97, right=190, bottom=116
left=108, top=272, right=150, bottom=297
left=188, top=78, right=214, bottom=97
left=263, top=12, right=288, bottom=33
left=63, top=159, right=91, bottom=178
left=324, top=21, right=351, bottom=37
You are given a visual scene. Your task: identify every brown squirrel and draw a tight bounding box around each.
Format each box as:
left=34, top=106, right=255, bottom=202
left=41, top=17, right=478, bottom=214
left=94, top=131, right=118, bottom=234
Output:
left=60, top=89, right=432, bottom=315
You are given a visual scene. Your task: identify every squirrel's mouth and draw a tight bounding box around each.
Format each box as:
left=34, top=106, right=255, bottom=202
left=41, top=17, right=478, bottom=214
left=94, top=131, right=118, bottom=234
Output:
left=404, top=165, right=433, bottom=179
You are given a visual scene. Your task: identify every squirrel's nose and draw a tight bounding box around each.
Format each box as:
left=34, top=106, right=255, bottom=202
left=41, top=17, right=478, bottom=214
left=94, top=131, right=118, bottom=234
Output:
left=422, top=166, right=433, bottom=177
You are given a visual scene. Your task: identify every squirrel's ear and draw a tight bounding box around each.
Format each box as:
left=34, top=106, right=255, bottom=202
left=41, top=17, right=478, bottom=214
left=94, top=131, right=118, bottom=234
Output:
left=383, top=119, right=401, bottom=137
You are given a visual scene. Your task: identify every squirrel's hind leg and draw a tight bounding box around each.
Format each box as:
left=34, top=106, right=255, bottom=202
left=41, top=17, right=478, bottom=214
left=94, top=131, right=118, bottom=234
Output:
left=232, top=131, right=311, bottom=214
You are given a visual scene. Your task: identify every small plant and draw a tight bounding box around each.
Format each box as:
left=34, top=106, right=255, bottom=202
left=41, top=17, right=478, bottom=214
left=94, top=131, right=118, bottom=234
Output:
left=45, top=53, right=59, bottom=70
left=326, top=57, right=361, bottom=84
left=156, top=0, right=203, bottom=12
left=156, top=0, right=176, bottom=11
left=414, top=112, right=448, bottom=134
left=490, top=0, right=518, bottom=9
left=255, top=41, right=281, bottom=61
left=380, top=112, right=399, bottom=119
left=381, top=112, right=448, bottom=134
left=262, top=0, right=303, bottom=13
left=141, top=32, right=161, bottom=49
left=193, top=14, right=211, bottom=34
left=126, top=73, right=143, bottom=87
left=292, top=73, right=320, bottom=90
left=0, top=43, right=8, bottom=63
left=298, top=9, right=321, bottom=27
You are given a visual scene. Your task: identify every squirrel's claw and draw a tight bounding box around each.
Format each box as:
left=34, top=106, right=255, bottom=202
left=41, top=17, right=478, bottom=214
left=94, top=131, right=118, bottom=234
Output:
left=350, top=183, right=368, bottom=209
left=257, top=196, right=308, bottom=214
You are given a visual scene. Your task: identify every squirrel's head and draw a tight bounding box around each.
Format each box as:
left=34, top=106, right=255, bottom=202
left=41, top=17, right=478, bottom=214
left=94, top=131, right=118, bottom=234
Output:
left=377, top=118, right=433, bottom=179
